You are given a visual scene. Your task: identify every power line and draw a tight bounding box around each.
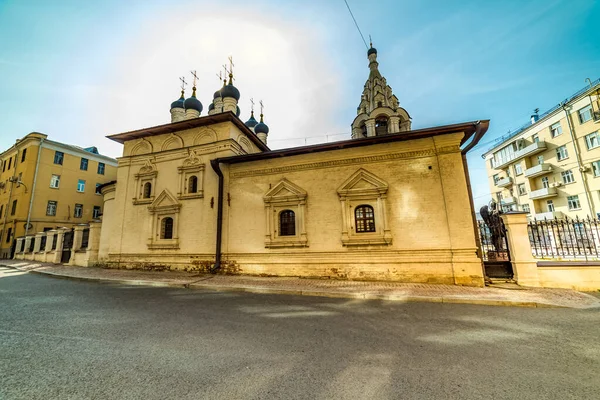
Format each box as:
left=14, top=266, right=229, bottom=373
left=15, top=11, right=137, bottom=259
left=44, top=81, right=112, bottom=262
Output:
left=343, top=0, right=369, bottom=49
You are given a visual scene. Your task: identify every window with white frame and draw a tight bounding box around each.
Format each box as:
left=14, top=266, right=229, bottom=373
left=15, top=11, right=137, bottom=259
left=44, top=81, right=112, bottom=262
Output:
left=93, top=206, right=101, bottom=219
left=567, top=195, right=581, bottom=210
left=578, top=105, right=593, bottom=124
left=133, top=160, right=157, bottom=205
left=542, top=177, right=549, bottom=188
left=147, top=190, right=180, bottom=250
left=547, top=200, right=555, bottom=212
left=550, top=122, right=563, bottom=138
left=95, top=183, right=101, bottom=194
left=532, top=134, right=539, bottom=143
left=46, top=201, right=57, bottom=216
left=263, top=179, right=308, bottom=248
left=586, top=131, right=600, bottom=150
left=177, top=151, right=204, bottom=200
left=561, top=170, right=575, bottom=184
left=537, top=155, right=544, bottom=165
left=522, top=203, right=530, bottom=213
left=77, top=179, right=85, bottom=192
left=74, top=203, right=83, bottom=218
left=556, top=145, right=568, bottom=161
left=518, top=183, right=527, bottom=196
left=593, top=160, right=600, bottom=177
left=493, top=174, right=500, bottom=184
left=50, top=174, right=60, bottom=188
left=514, top=163, right=523, bottom=175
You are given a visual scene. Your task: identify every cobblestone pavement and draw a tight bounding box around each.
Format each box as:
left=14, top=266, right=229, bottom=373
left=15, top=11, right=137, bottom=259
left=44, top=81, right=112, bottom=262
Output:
left=2, top=260, right=599, bottom=309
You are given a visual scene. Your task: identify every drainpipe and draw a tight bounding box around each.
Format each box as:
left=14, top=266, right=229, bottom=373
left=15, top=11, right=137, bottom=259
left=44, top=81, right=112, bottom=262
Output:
left=562, top=102, right=595, bottom=218
left=25, top=137, right=44, bottom=236
left=210, top=159, right=224, bottom=273
left=1, top=147, right=20, bottom=255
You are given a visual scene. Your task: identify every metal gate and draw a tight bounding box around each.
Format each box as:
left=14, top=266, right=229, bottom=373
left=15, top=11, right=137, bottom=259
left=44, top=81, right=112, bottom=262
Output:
left=61, top=229, right=74, bottom=264
left=477, top=220, right=513, bottom=279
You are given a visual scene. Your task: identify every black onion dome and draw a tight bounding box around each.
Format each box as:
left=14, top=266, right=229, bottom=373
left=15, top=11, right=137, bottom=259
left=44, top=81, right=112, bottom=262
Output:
left=245, top=112, right=258, bottom=128
left=184, top=88, right=203, bottom=113
left=367, top=47, right=377, bottom=56
left=221, top=83, right=240, bottom=101
left=170, top=91, right=185, bottom=110
left=236, top=105, right=241, bottom=117
left=213, top=88, right=222, bottom=99
left=208, top=103, right=215, bottom=111
left=254, top=114, right=269, bottom=134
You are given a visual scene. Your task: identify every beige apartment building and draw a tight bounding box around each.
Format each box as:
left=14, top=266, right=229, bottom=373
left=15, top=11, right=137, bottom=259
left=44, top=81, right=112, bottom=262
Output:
left=483, top=80, right=600, bottom=220
left=0, top=132, right=117, bottom=258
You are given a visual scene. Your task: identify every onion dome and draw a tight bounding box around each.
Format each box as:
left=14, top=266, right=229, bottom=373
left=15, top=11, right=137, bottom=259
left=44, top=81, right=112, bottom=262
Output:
left=208, top=103, right=215, bottom=112
left=221, top=74, right=240, bottom=101
left=245, top=111, right=258, bottom=128
left=367, top=46, right=377, bottom=56
left=236, top=106, right=241, bottom=117
left=213, top=84, right=223, bottom=99
left=170, top=90, right=185, bottom=110
left=184, top=87, right=203, bottom=112
left=254, top=113, right=269, bottom=135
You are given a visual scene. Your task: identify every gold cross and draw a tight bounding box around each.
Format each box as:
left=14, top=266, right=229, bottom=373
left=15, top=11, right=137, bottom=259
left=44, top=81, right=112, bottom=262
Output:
left=228, top=55, right=235, bottom=76
left=250, top=97, right=254, bottom=112
left=259, top=100, right=264, bottom=115
left=179, top=76, right=187, bottom=91
left=190, top=70, right=198, bottom=87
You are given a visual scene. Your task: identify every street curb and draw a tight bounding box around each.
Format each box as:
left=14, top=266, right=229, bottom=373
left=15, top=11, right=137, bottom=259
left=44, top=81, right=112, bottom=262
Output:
left=1, top=264, right=569, bottom=308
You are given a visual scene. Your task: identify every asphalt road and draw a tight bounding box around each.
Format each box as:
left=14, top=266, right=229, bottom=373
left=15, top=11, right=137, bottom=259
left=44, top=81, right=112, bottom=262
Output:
left=1, top=267, right=599, bottom=400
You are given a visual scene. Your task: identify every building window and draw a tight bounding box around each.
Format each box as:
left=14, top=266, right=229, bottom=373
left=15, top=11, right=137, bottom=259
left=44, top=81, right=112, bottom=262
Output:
left=541, top=177, right=549, bottom=189
left=537, top=155, right=544, bottom=165
left=92, top=206, right=101, bottom=219
left=550, top=122, right=562, bottom=138
left=532, top=134, right=539, bottom=143
left=188, top=176, right=198, bottom=194
left=161, top=217, right=174, bottom=239
left=593, top=160, right=600, bottom=177
left=21, top=148, right=27, bottom=162
left=578, top=105, right=593, bottom=124
left=46, top=201, right=57, bottom=216
left=8, top=157, right=12, bottom=170
left=0, top=205, right=3, bottom=218
left=522, top=203, right=530, bottom=213
left=80, top=158, right=88, bottom=171
left=586, top=131, right=600, bottom=150
left=518, top=184, right=527, bottom=196
left=143, top=182, right=152, bottom=198
left=5, top=227, right=11, bottom=243
left=561, top=170, right=575, bottom=184
left=556, top=145, right=568, bottom=161
left=514, top=163, right=523, bottom=175
left=1, top=160, right=5, bottom=172
left=97, top=162, right=105, bottom=175
left=95, top=183, right=101, bottom=194
left=493, top=174, right=500, bottom=184
left=77, top=179, right=85, bottom=192
left=74, top=203, right=83, bottom=218
left=547, top=200, right=555, bottom=212
left=567, top=195, right=581, bottom=210
left=11, top=200, right=17, bottom=215
left=279, top=210, right=296, bottom=236
left=355, top=205, right=376, bottom=233
left=50, top=174, right=60, bottom=188
left=54, top=151, right=64, bottom=165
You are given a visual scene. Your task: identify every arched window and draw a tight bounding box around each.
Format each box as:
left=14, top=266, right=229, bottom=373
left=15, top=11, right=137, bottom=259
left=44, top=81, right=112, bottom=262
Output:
left=143, top=182, right=152, bottom=199
left=355, top=205, right=376, bottom=233
left=161, top=217, right=173, bottom=239
left=360, top=122, right=367, bottom=138
left=188, top=175, right=198, bottom=193
left=375, top=117, right=388, bottom=136
left=279, top=210, right=296, bottom=236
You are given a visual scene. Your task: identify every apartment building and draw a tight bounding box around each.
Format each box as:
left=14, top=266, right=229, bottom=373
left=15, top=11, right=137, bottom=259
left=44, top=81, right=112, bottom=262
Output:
left=0, top=132, right=117, bottom=258
left=483, top=79, right=600, bottom=220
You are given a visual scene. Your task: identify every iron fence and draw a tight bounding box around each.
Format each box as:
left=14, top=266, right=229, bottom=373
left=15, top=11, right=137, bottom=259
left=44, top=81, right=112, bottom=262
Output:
left=528, top=216, right=600, bottom=260
left=476, top=220, right=510, bottom=262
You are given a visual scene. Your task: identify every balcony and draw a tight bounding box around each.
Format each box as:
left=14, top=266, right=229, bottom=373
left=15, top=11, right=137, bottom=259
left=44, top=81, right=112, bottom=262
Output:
left=534, top=211, right=564, bottom=221
left=492, top=140, right=547, bottom=169
left=524, top=163, right=552, bottom=178
left=529, top=187, right=558, bottom=200
left=495, top=177, right=513, bottom=187
left=500, top=196, right=516, bottom=206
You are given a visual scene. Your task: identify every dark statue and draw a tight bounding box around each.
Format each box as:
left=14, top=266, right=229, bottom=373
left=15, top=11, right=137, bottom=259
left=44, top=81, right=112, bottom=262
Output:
left=480, top=201, right=506, bottom=252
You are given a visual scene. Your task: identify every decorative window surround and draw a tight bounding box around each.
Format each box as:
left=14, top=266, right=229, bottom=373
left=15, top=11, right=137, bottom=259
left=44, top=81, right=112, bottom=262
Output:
left=263, top=179, right=308, bottom=248
left=147, top=189, right=181, bottom=250
left=133, top=159, right=158, bottom=205
left=177, top=151, right=205, bottom=200
left=337, top=168, right=392, bottom=246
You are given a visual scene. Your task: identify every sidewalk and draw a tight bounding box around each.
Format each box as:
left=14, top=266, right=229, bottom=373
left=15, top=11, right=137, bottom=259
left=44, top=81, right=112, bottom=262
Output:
left=2, top=260, right=599, bottom=309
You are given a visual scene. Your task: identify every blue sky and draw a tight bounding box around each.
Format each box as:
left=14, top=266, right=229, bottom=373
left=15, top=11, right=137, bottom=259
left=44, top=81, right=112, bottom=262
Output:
left=1, top=0, right=598, bottom=209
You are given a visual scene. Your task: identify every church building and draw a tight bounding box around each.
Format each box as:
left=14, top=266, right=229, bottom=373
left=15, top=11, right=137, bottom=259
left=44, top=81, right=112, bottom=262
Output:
left=97, top=46, right=490, bottom=286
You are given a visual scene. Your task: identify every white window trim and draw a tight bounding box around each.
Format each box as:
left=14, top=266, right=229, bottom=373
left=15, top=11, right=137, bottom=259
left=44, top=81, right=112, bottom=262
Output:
left=337, top=168, right=392, bottom=246
left=263, top=179, right=308, bottom=248
left=77, top=180, right=86, bottom=193
left=133, top=159, right=158, bottom=205
left=561, top=170, right=575, bottom=184
left=50, top=175, right=60, bottom=189
left=556, top=146, right=568, bottom=161
left=147, top=189, right=180, bottom=250
left=177, top=151, right=205, bottom=200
